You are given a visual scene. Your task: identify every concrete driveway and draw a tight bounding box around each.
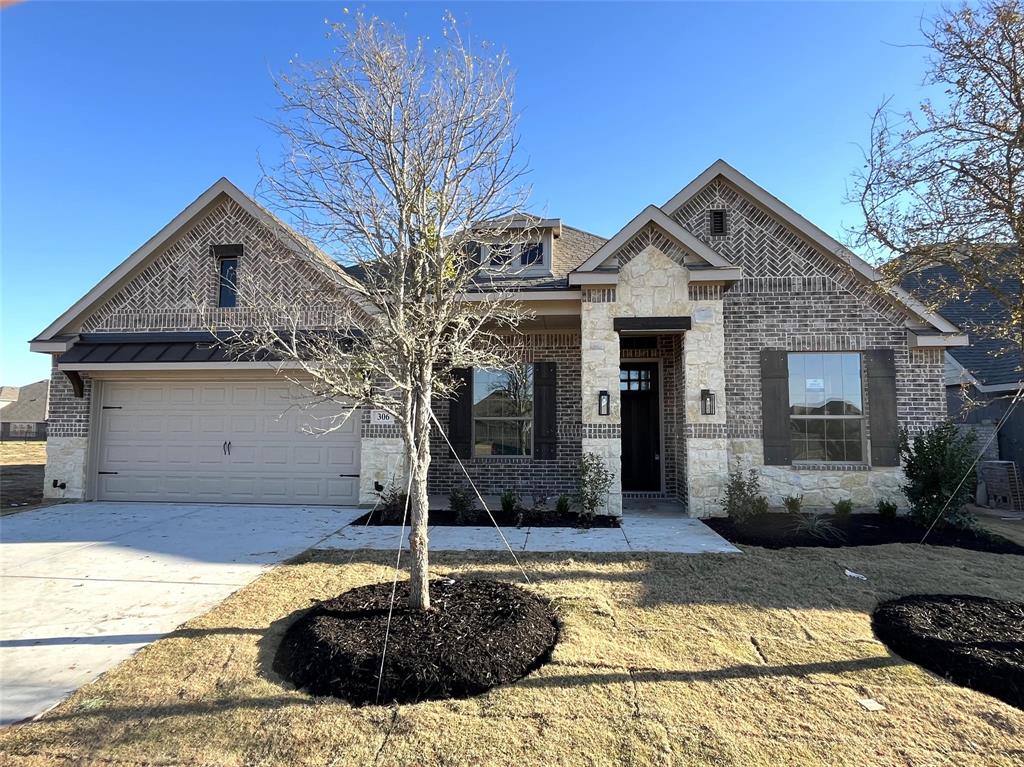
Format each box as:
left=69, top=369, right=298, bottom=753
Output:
left=0, top=502, right=360, bottom=726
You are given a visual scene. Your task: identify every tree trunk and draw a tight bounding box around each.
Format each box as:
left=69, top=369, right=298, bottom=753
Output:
left=407, top=384, right=433, bottom=611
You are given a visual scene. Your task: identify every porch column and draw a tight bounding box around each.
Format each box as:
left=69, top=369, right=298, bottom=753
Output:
left=684, top=299, right=729, bottom=517
left=358, top=410, right=407, bottom=506
left=580, top=288, right=622, bottom=516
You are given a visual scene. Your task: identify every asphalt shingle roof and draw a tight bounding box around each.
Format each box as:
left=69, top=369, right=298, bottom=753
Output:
left=901, top=254, right=1022, bottom=387
left=0, top=380, right=48, bottom=424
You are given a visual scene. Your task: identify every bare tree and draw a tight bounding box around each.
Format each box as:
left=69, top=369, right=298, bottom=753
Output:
left=849, top=0, right=1024, bottom=395
left=220, top=12, right=533, bottom=610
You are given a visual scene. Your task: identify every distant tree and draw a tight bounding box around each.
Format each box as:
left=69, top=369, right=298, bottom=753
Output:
left=849, top=0, right=1024, bottom=396
left=222, top=12, right=532, bottom=610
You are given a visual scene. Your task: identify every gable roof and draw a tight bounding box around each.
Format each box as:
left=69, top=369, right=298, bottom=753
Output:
left=661, top=159, right=964, bottom=337
left=0, top=380, right=48, bottom=423
left=573, top=205, right=738, bottom=275
left=32, top=178, right=363, bottom=342
left=901, top=255, right=1022, bottom=388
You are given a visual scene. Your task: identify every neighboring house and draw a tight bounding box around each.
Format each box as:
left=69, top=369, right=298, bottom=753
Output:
left=29, top=161, right=967, bottom=515
left=0, top=380, right=49, bottom=441
left=902, top=256, right=1023, bottom=472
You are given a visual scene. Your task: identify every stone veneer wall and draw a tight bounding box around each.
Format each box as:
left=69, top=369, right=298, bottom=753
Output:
left=358, top=405, right=406, bottom=505
left=44, top=359, right=93, bottom=500
left=427, top=333, right=583, bottom=499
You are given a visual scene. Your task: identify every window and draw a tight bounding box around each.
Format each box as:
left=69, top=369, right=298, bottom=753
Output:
left=620, top=368, right=652, bottom=391
left=788, top=352, right=864, bottom=462
left=218, top=257, right=238, bottom=307
left=520, top=242, right=544, bottom=266
left=9, top=423, right=36, bottom=437
left=472, top=365, right=533, bottom=457
left=488, top=243, right=514, bottom=267
left=709, top=209, right=728, bottom=237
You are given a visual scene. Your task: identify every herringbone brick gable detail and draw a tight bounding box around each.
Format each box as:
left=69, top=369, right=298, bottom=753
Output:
left=610, top=222, right=692, bottom=269
left=669, top=178, right=909, bottom=325
left=82, top=198, right=344, bottom=332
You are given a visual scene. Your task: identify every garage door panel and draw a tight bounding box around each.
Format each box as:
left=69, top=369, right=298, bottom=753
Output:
left=97, top=381, right=361, bottom=505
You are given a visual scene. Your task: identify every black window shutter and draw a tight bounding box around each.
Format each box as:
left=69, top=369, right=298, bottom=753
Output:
left=448, top=368, right=473, bottom=459
left=760, top=349, right=791, bottom=465
left=866, top=349, right=899, bottom=466
left=533, top=361, right=557, bottom=460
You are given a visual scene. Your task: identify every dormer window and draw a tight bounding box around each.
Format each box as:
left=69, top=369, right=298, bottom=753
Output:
left=488, top=243, right=514, bottom=266
left=520, top=242, right=544, bottom=266
left=211, top=244, right=242, bottom=308
left=709, top=209, right=728, bottom=237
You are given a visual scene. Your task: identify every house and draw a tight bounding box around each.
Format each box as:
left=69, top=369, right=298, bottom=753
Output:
left=901, top=255, right=1023, bottom=475
left=0, top=380, right=49, bottom=441
left=29, top=160, right=967, bottom=515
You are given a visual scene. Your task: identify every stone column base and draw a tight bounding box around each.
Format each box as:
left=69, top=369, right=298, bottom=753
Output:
left=686, top=437, right=729, bottom=517
left=582, top=436, right=622, bottom=516
left=44, top=436, right=89, bottom=500
left=358, top=437, right=407, bottom=505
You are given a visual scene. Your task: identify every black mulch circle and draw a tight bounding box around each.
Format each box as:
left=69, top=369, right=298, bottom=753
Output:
left=273, top=579, right=559, bottom=705
left=704, top=513, right=1024, bottom=555
left=872, top=594, right=1024, bottom=709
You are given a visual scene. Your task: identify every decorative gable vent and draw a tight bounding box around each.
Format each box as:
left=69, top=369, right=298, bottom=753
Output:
left=708, top=209, right=728, bottom=237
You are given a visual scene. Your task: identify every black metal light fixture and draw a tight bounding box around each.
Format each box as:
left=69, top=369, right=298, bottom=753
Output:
left=598, top=390, right=610, bottom=416
left=700, top=389, right=716, bottom=416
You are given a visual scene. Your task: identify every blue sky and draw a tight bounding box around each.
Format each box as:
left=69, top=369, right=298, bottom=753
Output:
left=1, top=1, right=938, bottom=386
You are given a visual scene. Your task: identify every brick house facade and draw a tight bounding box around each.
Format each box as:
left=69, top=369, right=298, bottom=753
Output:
left=31, top=162, right=967, bottom=515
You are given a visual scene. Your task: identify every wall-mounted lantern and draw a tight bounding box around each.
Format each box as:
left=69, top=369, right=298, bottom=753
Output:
left=598, top=390, right=610, bottom=416
left=700, top=389, right=716, bottom=416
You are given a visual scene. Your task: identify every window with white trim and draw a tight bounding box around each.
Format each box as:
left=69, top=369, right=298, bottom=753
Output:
left=788, top=352, right=864, bottom=462
left=472, top=365, right=534, bottom=457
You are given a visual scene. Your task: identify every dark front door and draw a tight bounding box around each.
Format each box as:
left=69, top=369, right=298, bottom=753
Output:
left=620, top=362, right=660, bottom=492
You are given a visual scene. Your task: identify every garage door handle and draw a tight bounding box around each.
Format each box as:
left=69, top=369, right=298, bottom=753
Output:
left=222, top=441, right=227, bottom=455
left=98, top=471, right=118, bottom=475
left=339, top=474, right=360, bottom=478
left=227, top=441, right=232, bottom=455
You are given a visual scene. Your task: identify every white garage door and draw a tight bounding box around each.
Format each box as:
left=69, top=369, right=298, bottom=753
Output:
left=96, top=381, right=361, bottom=505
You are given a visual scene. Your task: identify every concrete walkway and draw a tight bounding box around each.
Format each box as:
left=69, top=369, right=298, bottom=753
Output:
left=321, top=513, right=739, bottom=554
left=0, top=502, right=361, bottom=726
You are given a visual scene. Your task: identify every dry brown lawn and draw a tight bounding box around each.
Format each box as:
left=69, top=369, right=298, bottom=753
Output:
left=1, top=544, right=1022, bottom=766
left=0, top=441, right=46, bottom=512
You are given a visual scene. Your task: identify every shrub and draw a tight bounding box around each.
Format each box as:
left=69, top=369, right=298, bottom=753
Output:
left=449, top=487, right=474, bottom=519
left=555, top=494, right=571, bottom=515
left=790, top=512, right=846, bottom=543
left=877, top=499, right=899, bottom=521
left=577, top=452, right=614, bottom=519
left=899, top=422, right=978, bottom=530
left=724, top=467, right=770, bottom=526
left=832, top=499, right=854, bottom=519
left=377, top=483, right=408, bottom=523
left=500, top=489, right=520, bottom=516
left=783, top=495, right=803, bottom=515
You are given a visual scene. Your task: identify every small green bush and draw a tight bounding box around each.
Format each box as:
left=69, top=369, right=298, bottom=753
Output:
left=724, top=467, right=770, bottom=526
left=500, top=489, right=520, bottom=516
left=577, top=452, right=615, bottom=519
left=783, top=495, right=803, bottom=515
left=449, top=487, right=474, bottom=515
left=899, top=422, right=978, bottom=530
left=877, top=499, right=899, bottom=521
left=832, top=499, right=853, bottom=519
left=555, top=494, right=571, bottom=514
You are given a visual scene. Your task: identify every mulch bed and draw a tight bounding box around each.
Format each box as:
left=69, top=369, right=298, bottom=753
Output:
left=352, top=507, right=622, bottom=528
left=873, top=594, right=1024, bottom=710
left=704, top=513, right=1024, bottom=555
left=273, top=578, right=559, bottom=705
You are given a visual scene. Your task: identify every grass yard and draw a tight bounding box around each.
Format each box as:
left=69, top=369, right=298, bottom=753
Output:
left=1, top=545, right=1022, bottom=766
left=0, top=441, right=46, bottom=512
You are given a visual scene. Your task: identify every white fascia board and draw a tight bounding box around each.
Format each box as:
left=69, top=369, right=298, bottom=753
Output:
left=30, top=338, right=77, bottom=354
left=907, top=330, right=970, bottom=348
left=661, top=159, right=962, bottom=336
left=688, top=267, right=743, bottom=282
left=460, top=290, right=581, bottom=302
left=568, top=272, right=619, bottom=286
left=58, top=361, right=307, bottom=373
left=34, top=178, right=365, bottom=342
left=573, top=205, right=735, bottom=273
